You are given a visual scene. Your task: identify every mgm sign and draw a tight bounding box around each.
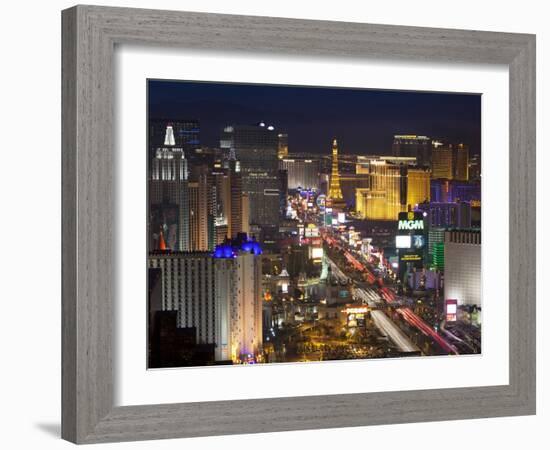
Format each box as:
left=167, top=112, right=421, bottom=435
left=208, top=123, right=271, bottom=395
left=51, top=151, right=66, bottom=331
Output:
left=398, top=211, right=425, bottom=231
left=396, top=211, right=426, bottom=272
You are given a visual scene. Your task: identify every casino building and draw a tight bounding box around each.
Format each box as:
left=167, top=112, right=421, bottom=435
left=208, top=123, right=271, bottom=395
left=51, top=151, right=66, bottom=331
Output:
left=355, top=160, right=430, bottom=221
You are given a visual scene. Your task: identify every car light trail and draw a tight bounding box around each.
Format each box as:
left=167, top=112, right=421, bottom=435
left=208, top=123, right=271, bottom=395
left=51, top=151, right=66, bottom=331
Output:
left=371, top=310, right=420, bottom=353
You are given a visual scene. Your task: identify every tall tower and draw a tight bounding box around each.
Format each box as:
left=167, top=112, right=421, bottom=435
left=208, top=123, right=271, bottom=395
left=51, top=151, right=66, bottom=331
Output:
left=431, top=141, right=453, bottom=179
left=454, top=143, right=469, bottom=181
left=163, top=124, right=176, bottom=146
left=220, top=123, right=280, bottom=229
left=327, top=139, right=346, bottom=209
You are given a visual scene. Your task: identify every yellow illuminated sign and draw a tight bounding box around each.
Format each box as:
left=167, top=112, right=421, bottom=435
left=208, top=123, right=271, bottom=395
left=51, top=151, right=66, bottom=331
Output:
left=343, top=307, right=369, bottom=314
left=401, top=254, right=422, bottom=262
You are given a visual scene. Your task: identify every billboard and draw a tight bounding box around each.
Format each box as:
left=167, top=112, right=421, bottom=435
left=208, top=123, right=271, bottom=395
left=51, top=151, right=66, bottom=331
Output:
left=400, top=252, right=422, bottom=263
left=396, top=235, right=412, bottom=248
left=344, top=307, right=368, bottom=328
left=310, top=247, right=324, bottom=260
left=305, top=223, right=319, bottom=237
left=445, top=299, right=458, bottom=322
left=412, top=235, right=426, bottom=249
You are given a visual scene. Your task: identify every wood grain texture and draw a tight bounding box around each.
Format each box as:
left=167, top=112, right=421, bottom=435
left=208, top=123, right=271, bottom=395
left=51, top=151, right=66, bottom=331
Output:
left=61, top=5, right=536, bottom=444
left=61, top=6, right=77, bottom=443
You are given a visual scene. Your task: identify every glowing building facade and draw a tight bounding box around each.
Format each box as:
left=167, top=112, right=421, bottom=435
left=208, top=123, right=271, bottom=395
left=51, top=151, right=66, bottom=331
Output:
left=444, top=230, right=481, bottom=307
left=186, top=179, right=210, bottom=251
left=354, top=160, right=430, bottom=220
left=277, top=133, right=289, bottom=159
left=213, top=238, right=263, bottom=362
left=212, top=159, right=245, bottom=240
left=279, top=157, right=320, bottom=191
left=432, top=141, right=469, bottom=181
left=454, top=143, right=469, bottom=181
left=407, top=168, right=431, bottom=207
left=432, top=141, right=454, bottom=179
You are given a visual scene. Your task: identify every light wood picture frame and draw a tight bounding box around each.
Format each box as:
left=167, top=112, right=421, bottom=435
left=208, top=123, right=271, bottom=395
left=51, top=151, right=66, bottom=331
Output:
left=62, top=5, right=536, bottom=444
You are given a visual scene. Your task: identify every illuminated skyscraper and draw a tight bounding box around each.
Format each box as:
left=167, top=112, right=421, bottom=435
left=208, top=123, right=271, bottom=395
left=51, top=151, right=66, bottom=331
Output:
left=468, top=153, right=481, bottom=181
left=431, top=141, right=453, bottom=179
left=220, top=123, right=280, bottom=228
left=149, top=125, right=190, bottom=251
left=432, top=141, right=470, bottom=181
left=392, top=135, right=432, bottom=167
left=212, top=156, right=245, bottom=240
left=407, top=168, right=431, bottom=207
left=279, top=157, right=320, bottom=190
left=150, top=125, right=189, bottom=182
left=354, top=161, right=430, bottom=220
left=356, top=155, right=417, bottom=174
left=212, top=168, right=231, bottom=243
left=356, top=188, right=388, bottom=220
left=327, top=139, right=346, bottom=209
left=213, top=238, right=263, bottom=362
left=148, top=119, right=200, bottom=160
left=454, top=143, right=469, bottom=181
left=186, top=180, right=209, bottom=251
left=277, top=133, right=289, bottom=159
left=370, top=161, right=403, bottom=218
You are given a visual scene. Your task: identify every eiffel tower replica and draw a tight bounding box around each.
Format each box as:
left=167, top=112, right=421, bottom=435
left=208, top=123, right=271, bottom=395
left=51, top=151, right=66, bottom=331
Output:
left=327, top=139, right=347, bottom=210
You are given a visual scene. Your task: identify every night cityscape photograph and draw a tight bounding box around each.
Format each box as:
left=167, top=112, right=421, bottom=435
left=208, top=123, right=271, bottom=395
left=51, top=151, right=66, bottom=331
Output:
left=147, top=80, right=482, bottom=368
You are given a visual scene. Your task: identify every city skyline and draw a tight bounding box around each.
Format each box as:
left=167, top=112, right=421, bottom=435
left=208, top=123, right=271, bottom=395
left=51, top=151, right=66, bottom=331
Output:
left=147, top=79, right=482, bottom=368
left=148, top=80, right=482, bottom=156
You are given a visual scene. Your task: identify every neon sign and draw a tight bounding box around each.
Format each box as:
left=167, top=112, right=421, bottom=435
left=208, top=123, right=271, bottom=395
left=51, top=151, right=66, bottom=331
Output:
left=398, top=219, right=424, bottom=231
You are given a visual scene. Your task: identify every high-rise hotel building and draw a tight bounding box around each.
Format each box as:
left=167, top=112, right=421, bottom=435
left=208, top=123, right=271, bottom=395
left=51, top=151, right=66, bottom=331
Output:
left=186, top=177, right=210, bottom=251
left=454, top=143, right=469, bottom=181
left=392, top=135, right=432, bottom=168
left=212, top=157, right=245, bottom=242
left=327, top=139, right=346, bottom=209
left=355, top=159, right=430, bottom=220
left=148, top=252, right=217, bottom=348
left=444, top=230, right=481, bottom=308
left=431, top=141, right=454, bottom=179
left=277, top=133, right=289, bottom=159
left=149, top=125, right=215, bottom=252
left=149, top=125, right=190, bottom=251
left=279, top=157, right=320, bottom=191
left=432, top=141, right=469, bottom=181
left=220, top=123, right=280, bottom=228
left=148, top=237, right=263, bottom=363
left=214, top=241, right=263, bottom=362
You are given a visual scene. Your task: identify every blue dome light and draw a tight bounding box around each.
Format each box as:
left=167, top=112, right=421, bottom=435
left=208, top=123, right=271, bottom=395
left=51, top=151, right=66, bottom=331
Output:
left=213, top=237, right=263, bottom=258
left=213, top=243, right=237, bottom=259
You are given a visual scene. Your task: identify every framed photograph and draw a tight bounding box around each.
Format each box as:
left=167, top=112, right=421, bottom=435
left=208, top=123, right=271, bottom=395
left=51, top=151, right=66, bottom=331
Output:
left=62, top=5, right=536, bottom=444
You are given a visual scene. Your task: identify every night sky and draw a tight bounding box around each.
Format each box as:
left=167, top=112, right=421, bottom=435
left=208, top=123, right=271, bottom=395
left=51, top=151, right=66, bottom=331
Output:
left=148, top=80, right=481, bottom=156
